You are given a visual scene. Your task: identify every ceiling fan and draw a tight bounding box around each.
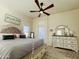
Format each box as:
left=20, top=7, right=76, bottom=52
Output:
left=30, top=0, right=54, bottom=17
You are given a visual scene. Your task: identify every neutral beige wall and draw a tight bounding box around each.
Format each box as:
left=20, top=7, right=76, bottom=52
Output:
left=33, top=9, right=79, bottom=48
left=48, top=9, right=79, bottom=40
left=22, top=17, right=33, bottom=33
left=0, top=5, right=32, bottom=33
left=0, top=6, right=21, bottom=31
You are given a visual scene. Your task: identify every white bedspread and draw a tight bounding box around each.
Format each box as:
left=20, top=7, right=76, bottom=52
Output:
left=0, top=39, right=43, bottom=59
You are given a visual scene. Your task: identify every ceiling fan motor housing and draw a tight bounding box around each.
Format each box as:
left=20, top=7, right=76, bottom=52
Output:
left=40, top=2, right=43, bottom=6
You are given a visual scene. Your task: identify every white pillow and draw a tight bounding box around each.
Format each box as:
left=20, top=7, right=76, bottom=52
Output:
left=0, top=34, right=3, bottom=40
left=15, top=34, right=20, bottom=38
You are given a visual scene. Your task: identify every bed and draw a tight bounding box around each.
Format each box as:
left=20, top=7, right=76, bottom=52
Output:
left=0, top=26, right=44, bottom=59
left=0, top=38, right=44, bottom=59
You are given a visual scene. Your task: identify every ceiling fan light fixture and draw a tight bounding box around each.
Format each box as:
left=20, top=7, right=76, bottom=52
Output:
left=40, top=11, right=43, bottom=14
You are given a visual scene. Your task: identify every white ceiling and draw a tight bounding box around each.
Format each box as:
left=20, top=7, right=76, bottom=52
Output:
left=0, top=0, right=79, bottom=18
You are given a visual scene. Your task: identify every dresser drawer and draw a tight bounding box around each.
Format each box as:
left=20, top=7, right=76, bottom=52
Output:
left=53, top=39, right=63, bottom=43
left=53, top=42, right=63, bottom=47
left=64, top=44, right=77, bottom=50
left=64, top=39, right=77, bottom=44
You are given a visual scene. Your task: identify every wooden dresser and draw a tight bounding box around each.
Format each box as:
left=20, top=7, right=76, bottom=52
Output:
left=52, top=36, right=78, bottom=52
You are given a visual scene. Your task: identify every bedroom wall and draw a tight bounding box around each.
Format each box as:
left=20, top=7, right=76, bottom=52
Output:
left=22, top=17, right=33, bottom=33
left=33, top=9, right=79, bottom=48
left=0, top=5, right=32, bottom=33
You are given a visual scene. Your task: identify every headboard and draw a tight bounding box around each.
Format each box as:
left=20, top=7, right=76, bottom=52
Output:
left=1, top=27, right=22, bottom=34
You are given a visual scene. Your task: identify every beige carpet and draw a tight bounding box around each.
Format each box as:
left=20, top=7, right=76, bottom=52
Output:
left=42, top=47, right=79, bottom=59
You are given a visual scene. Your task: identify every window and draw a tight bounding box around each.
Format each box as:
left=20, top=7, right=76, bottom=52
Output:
left=39, top=26, right=45, bottom=40
left=23, top=26, right=30, bottom=37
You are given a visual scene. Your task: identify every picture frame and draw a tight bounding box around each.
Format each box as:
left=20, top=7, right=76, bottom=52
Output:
left=5, top=14, right=21, bottom=25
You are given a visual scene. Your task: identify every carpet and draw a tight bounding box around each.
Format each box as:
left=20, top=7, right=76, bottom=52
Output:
left=42, top=47, right=79, bottom=59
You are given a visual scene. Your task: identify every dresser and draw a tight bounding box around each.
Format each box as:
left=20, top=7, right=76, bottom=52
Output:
left=52, top=36, right=78, bottom=52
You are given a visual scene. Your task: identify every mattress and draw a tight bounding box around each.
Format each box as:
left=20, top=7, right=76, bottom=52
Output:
left=0, top=38, right=44, bottom=59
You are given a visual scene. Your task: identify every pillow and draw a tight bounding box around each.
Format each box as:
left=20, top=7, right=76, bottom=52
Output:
left=15, top=34, right=20, bottom=38
left=0, top=33, right=10, bottom=40
left=0, top=33, right=16, bottom=40
left=19, top=34, right=26, bottom=38
left=0, top=34, right=3, bottom=40
left=3, top=35, right=15, bottom=40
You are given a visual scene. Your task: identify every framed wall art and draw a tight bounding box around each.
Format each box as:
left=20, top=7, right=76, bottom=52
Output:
left=5, top=14, right=21, bottom=25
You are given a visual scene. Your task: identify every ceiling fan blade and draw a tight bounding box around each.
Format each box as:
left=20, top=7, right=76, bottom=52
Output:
left=38, top=13, right=41, bottom=17
left=30, top=11, right=39, bottom=12
left=44, top=4, right=54, bottom=11
left=43, top=12, right=50, bottom=16
left=35, top=0, right=40, bottom=9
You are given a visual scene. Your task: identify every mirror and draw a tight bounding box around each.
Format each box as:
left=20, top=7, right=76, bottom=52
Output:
left=54, top=25, right=73, bottom=36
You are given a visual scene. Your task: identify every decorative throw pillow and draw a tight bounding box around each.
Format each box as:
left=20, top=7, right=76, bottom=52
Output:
left=19, top=34, right=26, bottom=38
left=3, top=35, right=15, bottom=40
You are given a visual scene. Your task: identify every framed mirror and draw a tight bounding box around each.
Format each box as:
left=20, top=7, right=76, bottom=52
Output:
left=54, top=25, right=70, bottom=36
